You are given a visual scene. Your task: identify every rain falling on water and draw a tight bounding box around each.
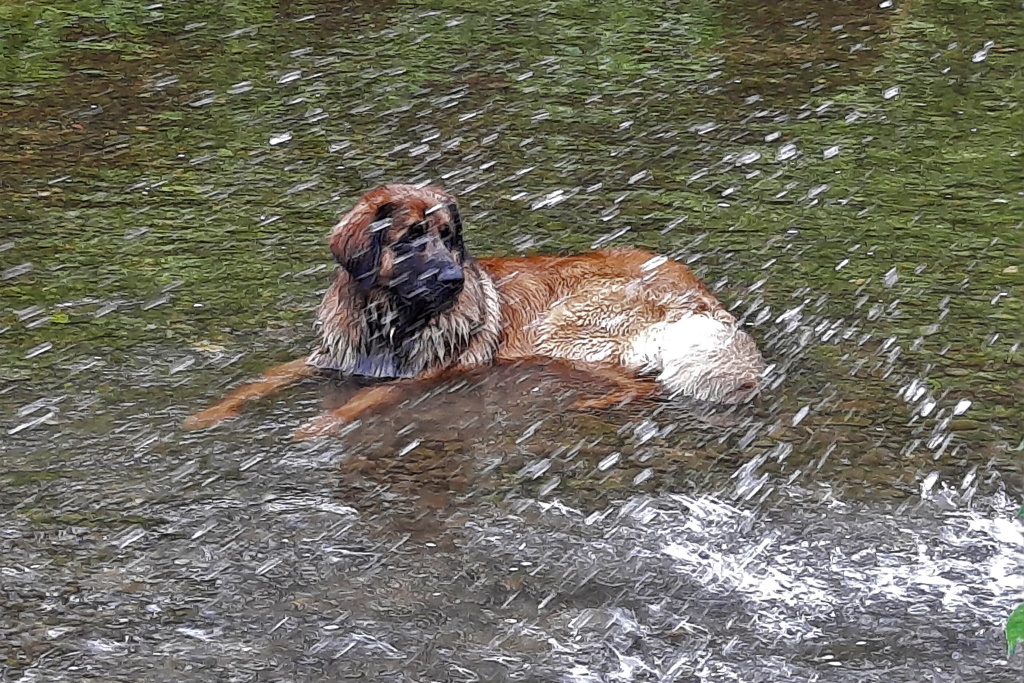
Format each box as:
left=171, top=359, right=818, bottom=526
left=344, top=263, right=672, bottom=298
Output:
left=1, top=0, right=1023, bottom=681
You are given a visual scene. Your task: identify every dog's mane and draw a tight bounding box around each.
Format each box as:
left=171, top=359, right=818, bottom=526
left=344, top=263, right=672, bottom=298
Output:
left=307, top=259, right=502, bottom=378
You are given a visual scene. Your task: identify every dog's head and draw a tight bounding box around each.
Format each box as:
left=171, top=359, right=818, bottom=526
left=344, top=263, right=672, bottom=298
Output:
left=329, top=184, right=468, bottom=319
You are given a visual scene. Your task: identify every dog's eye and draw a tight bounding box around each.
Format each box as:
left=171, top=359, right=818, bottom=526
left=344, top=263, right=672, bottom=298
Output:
left=439, top=225, right=459, bottom=249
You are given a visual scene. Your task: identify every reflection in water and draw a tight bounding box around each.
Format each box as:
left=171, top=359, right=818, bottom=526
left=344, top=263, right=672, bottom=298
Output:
left=1, top=0, right=1023, bottom=680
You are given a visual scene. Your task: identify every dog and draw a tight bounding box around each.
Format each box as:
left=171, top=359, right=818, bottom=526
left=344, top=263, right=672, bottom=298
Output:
left=184, top=184, right=765, bottom=438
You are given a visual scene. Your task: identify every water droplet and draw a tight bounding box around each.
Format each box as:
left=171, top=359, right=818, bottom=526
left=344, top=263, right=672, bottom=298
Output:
left=632, top=469, right=653, bottom=485
left=952, top=399, right=972, bottom=416
left=919, top=398, right=937, bottom=417
left=94, top=302, right=119, bottom=318
left=152, top=75, right=178, bottom=89
left=531, top=188, right=570, bottom=210
left=971, top=41, right=995, bottom=63
left=169, top=357, right=196, bottom=375
left=823, top=145, right=840, bottom=159
left=633, top=420, right=660, bottom=443
left=806, top=183, right=829, bottom=199
left=776, top=142, right=799, bottom=162
left=285, top=179, right=321, bottom=195
left=189, top=93, right=217, bottom=107
left=736, top=150, right=761, bottom=165
left=517, top=458, right=551, bottom=480
left=920, top=471, right=939, bottom=497
left=15, top=305, right=44, bottom=322
left=640, top=256, right=668, bottom=273
left=1, top=263, right=33, bottom=280
left=228, top=81, right=253, bottom=95
left=884, top=267, right=899, bottom=288
left=692, top=121, right=718, bottom=135
left=538, top=477, right=560, bottom=496
left=398, top=440, right=421, bottom=456
left=882, top=86, right=901, bottom=100
left=597, top=452, right=621, bottom=471
left=791, top=405, right=810, bottom=426
left=24, top=342, right=53, bottom=359
left=10, top=406, right=56, bottom=433
left=142, top=294, right=171, bottom=310
left=269, top=132, right=293, bottom=145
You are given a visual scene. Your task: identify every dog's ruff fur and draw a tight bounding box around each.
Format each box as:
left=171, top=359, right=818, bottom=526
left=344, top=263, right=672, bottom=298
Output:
left=308, top=259, right=502, bottom=378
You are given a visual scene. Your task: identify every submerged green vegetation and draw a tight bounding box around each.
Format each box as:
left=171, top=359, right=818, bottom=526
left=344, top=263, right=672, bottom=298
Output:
left=2, top=0, right=1020, bottom=429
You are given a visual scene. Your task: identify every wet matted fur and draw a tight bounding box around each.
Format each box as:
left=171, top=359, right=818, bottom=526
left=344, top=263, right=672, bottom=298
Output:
left=184, top=184, right=765, bottom=438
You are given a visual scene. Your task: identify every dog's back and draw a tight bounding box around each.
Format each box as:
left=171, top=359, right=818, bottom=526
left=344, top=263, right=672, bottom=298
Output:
left=479, top=248, right=764, bottom=404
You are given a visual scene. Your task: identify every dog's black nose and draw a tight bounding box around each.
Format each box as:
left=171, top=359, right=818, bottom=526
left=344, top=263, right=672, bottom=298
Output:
left=437, top=263, right=464, bottom=285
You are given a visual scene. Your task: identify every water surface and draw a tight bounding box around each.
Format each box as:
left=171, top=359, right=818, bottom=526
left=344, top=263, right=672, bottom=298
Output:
left=1, top=0, right=1022, bottom=680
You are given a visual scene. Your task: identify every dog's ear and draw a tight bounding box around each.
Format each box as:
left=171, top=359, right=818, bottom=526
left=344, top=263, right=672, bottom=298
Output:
left=444, top=200, right=467, bottom=259
left=330, top=201, right=395, bottom=292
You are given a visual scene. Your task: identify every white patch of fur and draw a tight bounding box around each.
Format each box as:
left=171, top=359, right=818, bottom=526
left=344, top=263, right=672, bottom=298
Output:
left=625, top=314, right=764, bottom=403
left=625, top=315, right=723, bottom=368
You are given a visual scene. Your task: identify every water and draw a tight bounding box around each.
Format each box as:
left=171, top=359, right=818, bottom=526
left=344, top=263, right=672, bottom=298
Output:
left=1, top=0, right=1022, bottom=680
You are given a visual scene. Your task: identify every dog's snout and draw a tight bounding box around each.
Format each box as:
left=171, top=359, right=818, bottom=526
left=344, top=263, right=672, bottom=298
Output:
left=437, top=263, right=464, bottom=285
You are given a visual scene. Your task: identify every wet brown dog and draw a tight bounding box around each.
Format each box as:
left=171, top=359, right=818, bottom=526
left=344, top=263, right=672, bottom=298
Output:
left=184, top=184, right=765, bottom=438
